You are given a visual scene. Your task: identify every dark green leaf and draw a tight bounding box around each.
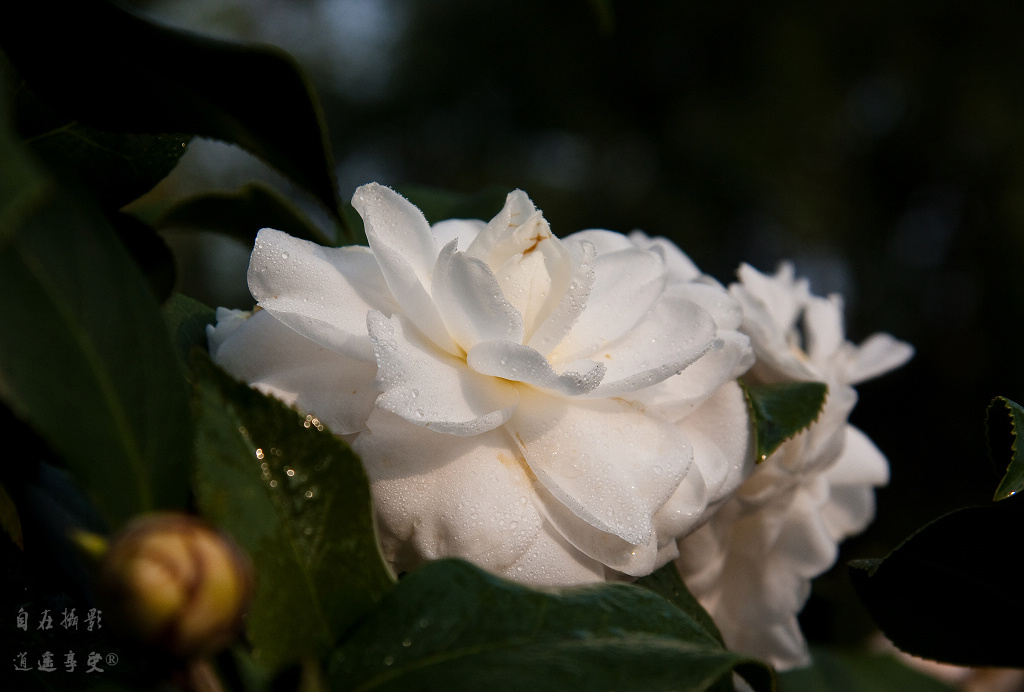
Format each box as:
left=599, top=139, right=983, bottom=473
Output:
left=0, top=188, right=192, bottom=527
left=779, top=647, right=956, bottom=692
left=157, top=182, right=333, bottom=247
left=191, top=354, right=394, bottom=673
left=162, top=293, right=215, bottom=366
left=740, top=380, right=828, bottom=462
left=0, top=59, right=50, bottom=246
left=18, top=103, right=190, bottom=210
left=396, top=184, right=511, bottom=226
left=110, top=211, right=177, bottom=302
left=0, top=0, right=340, bottom=219
left=848, top=505, right=1024, bottom=668
left=985, top=396, right=1024, bottom=501
left=635, top=562, right=725, bottom=646
left=328, top=559, right=775, bottom=692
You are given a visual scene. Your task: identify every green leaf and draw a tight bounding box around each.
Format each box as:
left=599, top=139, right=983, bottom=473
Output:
left=162, top=293, right=216, bottom=366
left=157, top=182, right=334, bottom=247
left=0, top=59, right=50, bottom=246
left=0, top=0, right=340, bottom=219
left=848, top=505, right=1024, bottom=668
left=0, top=188, right=192, bottom=527
left=191, top=354, right=395, bottom=673
left=985, top=396, right=1024, bottom=501
left=740, top=380, right=828, bottom=462
left=779, top=647, right=956, bottom=692
left=327, top=559, right=775, bottom=692
left=635, top=561, right=725, bottom=646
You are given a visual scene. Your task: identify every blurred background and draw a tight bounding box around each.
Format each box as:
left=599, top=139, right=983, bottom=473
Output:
left=130, top=0, right=1024, bottom=649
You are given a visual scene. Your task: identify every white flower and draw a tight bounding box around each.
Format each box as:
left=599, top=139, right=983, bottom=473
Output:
left=675, top=262, right=913, bottom=670
left=208, top=183, right=754, bottom=585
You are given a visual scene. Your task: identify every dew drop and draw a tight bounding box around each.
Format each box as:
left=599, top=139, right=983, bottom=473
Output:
left=414, top=408, right=425, bottom=418
left=281, top=252, right=289, bottom=260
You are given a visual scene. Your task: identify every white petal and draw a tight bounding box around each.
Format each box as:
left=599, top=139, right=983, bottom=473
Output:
left=526, top=238, right=596, bottom=356
left=803, top=293, right=845, bottom=363
left=467, top=340, right=605, bottom=396
left=431, top=218, right=484, bottom=251
left=209, top=308, right=378, bottom=434
left=636, top=331, right=753, bottom=421
left=353, top=184, right=460, bottom=355
left=247, top=228, right=391, bottom=361
left=677, top=381, right=755, bottom=506
left=586, top=294, right=717, bottom=397
left=355, top=409, right=544, bottom=575
left=566, top=228, right=635, bottom=254
left=507, top=387, right=692, bottom=545
left=843, top=333, right=915, bottom=385
left=495, top=518, right=606, bottom=586
left=825, top=424, right=889, bottom=487
left=552, top=246, right=668, bottom=362
left=432, top=240, right=525, bottom=350
left=368, top=310, right=518, bottom=435
left=531, top=481, right=660, bottom=576
left=629, top=230, right=702, bottom=282
left=465, top=189, right=539, bottom=263
left=353, top=183, right=438, bottom=284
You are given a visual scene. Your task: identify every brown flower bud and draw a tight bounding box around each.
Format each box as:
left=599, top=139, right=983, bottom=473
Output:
left=99, top=513, right=253, bottom=658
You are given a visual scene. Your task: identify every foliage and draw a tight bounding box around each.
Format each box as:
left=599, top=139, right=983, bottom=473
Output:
left=0, top=1, right=1001, bottom=691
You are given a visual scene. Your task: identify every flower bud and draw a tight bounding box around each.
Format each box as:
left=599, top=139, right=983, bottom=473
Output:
left=99, top=513, right=253, bottom=658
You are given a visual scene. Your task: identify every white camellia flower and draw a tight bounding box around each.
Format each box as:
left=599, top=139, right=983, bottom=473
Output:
left=208, top=183, right=755, bottom=585
left=675, top=262, right=914, bottom=670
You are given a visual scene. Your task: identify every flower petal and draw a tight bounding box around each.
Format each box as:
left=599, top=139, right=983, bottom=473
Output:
left=247, top=228, right=392, bottom=361
left=550, top=246, right=668, bottom=362
left=208, top=308, right=378, bottom=434
left=842, top=332, right=915, bottom=385
left=467, top=340, right=605, bottom=396
left=655, top=381, right=754, bottom=541
left=431, top=218, right=484, bottom=251
left=355, top=409, right=544, bottom=575
left=586, top=293, right=717, bottom=397
left=507, top=388, right=692, bottom=545
left=353, top=183, right=460, bottom=355
left=495, top=519, right=606, bottom=586
left=629, top=230, right=702, bottom=282
left=526, top=237, right=596, bottom=356
left=432, top=240, right=524, bottom=351
left=368, top=310, right=518, bottom=435
left=531, top=481, right=661, bottom=576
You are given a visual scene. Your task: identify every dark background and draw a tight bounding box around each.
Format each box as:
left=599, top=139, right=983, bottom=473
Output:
left=140, top=0, right=1024, bottom=648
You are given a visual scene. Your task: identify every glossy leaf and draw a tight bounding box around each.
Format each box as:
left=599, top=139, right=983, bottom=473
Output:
left=848, top=505, right=1024, bottom=668
left=0, top=188, right=192, bottom=527
left=985, top=396, right=1024, bottom=501
left=327, top=559, right=775, bottom=692
left=740, top=380, right=828, bottom=462
left=191, top=354, right=394, bottom=673
left=779, top=647, right=956, bottom=692
left=635, top=561, right=725, bottom=646
left=31, top=126, right=190, bottom=211
left=157, top=182, right=333, bottom=247
left=162, top=293, right=216, bottom=366
left=0, top=60, right=49, bottom=246
left=0, top=0, right=340, bottom=219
